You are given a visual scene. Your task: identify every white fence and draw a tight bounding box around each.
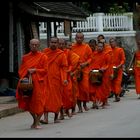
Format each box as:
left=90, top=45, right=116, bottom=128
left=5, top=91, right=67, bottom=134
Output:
left=39, top=12, right=136, bottom=39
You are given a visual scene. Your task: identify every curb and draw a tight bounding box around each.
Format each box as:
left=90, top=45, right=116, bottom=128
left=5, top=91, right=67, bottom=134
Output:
left=0, top=107, right=23, bottom=119
left=0, top=103, right=23, bottom=119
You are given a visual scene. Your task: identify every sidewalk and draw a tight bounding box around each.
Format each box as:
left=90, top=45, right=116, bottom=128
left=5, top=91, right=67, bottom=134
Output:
left=0, top=96, right=23, bottom=119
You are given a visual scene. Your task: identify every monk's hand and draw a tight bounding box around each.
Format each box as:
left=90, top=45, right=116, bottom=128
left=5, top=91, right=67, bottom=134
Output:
left=28, top=68, right=36, bottom=74
left=63, top=80, right=68, bottom=85
left=80, top=62, right=88, bottom=68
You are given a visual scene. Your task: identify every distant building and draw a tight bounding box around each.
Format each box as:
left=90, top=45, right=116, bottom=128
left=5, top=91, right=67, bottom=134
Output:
left=0, top=1, right=88, bottom=89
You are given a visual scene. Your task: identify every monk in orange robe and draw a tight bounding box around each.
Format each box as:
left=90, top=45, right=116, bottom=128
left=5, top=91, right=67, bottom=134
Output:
left=66, top=41, right=80, bottom=115
left=16, top=39, right=48, bottom=129
left=109, top=37, right=126, bottom=102
left=40, top=37, right=68, bottom=124
left=89, top=42, right=110, bottom=109
left=133, top=40, right=140, bottom=99
left=88, top=39, right=98, bottom=108
left=58, top=38, right=73, bottom=119
left=72, top=32, right=92, bottom=112
left=97, top=35, right=113, bottom=102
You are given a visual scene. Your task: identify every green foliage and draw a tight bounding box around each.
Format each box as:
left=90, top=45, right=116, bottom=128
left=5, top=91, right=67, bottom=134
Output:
left=72, top=2, right=91, bottom=14
left=108, top=2, right=130, bottom=13
left=81, top=2, right=90, bottom=12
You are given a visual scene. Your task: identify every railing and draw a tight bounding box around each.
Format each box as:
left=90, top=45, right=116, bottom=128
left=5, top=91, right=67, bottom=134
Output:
left=39, top=12, right=135, bottom=39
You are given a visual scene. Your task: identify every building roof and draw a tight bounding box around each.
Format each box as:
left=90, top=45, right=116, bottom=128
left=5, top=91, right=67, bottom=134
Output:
left=18, top=2, right=89, bottom=21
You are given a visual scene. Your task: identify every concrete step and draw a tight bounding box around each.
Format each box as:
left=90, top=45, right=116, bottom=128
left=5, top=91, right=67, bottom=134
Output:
left=0, top=96, right=23, bottom=119
left=0, top=103, right=23, bottom=119
left=0, top=96, right=16, bottom=104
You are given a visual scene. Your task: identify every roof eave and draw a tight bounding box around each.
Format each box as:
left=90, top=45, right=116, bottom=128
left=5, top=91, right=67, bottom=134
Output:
left=34, top=12, right=87, bottom=21
left=18, top=2, right=87, bottom=21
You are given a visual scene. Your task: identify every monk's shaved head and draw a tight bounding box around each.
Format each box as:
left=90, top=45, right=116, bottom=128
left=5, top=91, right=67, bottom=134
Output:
left=75, top=32, right=84, bottom=44
left=29, top=38, right=40, bottom=52
left=30, top=39, right=40, bottom=44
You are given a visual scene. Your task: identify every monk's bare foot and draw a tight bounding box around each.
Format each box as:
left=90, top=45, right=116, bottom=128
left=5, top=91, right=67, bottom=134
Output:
left=72, top=112, right=77, bottom=115
left=67, top=113, right=72, bottom=118
left=31, top=124, right=42, bottom=129
left=34, top=125, right=42, bottom=129
left=77, top=109, right=83, bottom=113
left=83, top=106, right=89, bottom=111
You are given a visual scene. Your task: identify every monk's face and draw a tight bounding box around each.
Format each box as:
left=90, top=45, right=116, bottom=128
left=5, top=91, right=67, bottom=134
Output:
left=29, top=39, right=40, bottom=52
left=75, top=33, right=84, bottom=44
left=109, top=39, right=117, bottom=48
left=58, top=39, right=66, bottom=50
left=66, top=42, right=72, bottom=50
left=97, top=42, right=104, bottom=52
left=49, top=38, right=58, bottom=50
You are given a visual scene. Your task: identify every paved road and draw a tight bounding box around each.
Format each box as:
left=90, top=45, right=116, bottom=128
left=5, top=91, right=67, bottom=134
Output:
left=0, top=89, right=140, bottom=138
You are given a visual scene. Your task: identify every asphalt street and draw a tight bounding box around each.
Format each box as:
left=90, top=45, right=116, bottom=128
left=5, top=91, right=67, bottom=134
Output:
left=0, top=89, right=140, bottom=138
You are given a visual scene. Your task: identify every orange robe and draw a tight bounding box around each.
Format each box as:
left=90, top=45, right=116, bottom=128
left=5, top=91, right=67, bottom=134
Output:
left=89, top=50, right=110, bottom=103
left=43, top=48, right=68, bottom=113
left=16, top=52, right=48, bottom=115
left=104, top=44, right=113, bottom=97
left=72, top=43, right=92, bottom=101
left=65, top=49, right=80, bottom=108
left=60, top=49, right=73, bottom=110
left=133, top=50, right=140, bottom=94
left=111, top=47, right=126, bottom=95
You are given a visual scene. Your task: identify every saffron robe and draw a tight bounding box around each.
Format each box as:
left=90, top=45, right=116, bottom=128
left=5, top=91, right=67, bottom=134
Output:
left=43, top=48, right=68, bottom=113
left=111, top=47, right=126, bottom=95
left=89, top=50, right=110, bottom=103
left=72, top=43, right=92, bottom=101
left=104, top=44, right=113, bottom=97
left=64, top=49, right=80, bottom=108
left=16, top=51, right=48, bottom=115
left=133, top=50, right=140, bottom=94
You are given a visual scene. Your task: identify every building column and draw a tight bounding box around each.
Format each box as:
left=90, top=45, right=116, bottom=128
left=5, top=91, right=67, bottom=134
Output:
left=9, top=2, right=14, bottom=72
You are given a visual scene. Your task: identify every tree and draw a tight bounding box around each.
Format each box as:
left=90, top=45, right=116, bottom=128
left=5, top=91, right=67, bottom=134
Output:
left=73, top=0, right=137, bottom=13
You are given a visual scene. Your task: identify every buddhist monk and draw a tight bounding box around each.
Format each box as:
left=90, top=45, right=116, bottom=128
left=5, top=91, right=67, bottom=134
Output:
left=97, top=34, right=113, bottom=100
left=72, top=32, right=92, bottom=113
left=133, top=40, right=140, bottom=99
left=58, top=38, right=73, bottom=119
left=40, top=37, right=68, bottom=124
left=66, top=41, right=80, bottom=115
left=89, top=42, right=110, bottom=109
left=88, top=39, right=97, bottom=51
left=109, top=37, right=126, bottom=102
left=16, top=38, right=48, bottom=129
left=88, top=39, right=98, bottom=108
